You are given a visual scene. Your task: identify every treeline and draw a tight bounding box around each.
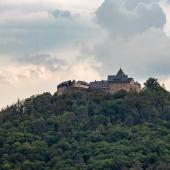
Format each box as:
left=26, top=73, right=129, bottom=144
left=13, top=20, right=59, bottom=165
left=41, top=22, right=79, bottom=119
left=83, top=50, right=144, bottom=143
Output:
left=0, top=78, right=170, bottom=170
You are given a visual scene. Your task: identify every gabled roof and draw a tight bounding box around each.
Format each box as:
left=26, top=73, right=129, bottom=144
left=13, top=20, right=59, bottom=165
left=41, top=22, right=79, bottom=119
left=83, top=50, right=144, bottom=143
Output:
left=108, top=68, right=129, bottom=83
left=116, top=68, right=125, bottom=76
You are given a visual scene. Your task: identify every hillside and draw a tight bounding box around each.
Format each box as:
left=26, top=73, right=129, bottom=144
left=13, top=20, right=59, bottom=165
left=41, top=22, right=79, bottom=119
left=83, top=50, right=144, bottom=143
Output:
left=0, top=78, right=170, bottom=170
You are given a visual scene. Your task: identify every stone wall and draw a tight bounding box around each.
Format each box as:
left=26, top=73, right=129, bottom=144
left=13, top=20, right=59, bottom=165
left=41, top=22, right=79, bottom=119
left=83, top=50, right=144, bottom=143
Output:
left=57, top=78, right=141, bottom=95
left=57, top=86, right=88, bottom=95
left=108, top=82, right=141, bottom=94
left=57, top=86, right=69, bottom=95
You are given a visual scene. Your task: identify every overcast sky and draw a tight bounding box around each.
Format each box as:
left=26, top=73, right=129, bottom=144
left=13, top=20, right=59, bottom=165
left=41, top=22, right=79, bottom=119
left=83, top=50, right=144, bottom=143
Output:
left=0, top=0, right=170, bottom=108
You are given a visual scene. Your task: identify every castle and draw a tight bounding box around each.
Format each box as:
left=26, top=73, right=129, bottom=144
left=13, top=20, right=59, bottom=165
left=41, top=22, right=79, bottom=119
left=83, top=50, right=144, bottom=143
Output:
left=57, top=69, right=141, bottom=95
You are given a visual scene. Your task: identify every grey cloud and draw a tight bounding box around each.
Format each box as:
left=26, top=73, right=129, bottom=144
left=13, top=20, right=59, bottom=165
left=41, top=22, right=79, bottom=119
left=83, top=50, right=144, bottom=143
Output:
left=16, top=67, right=44, bottom=80
left=96, top=0, right=166, bottom=37
left=83, top=28, right=170, bottom=79
left=124, top=0, right=159, bottom=9
left=52, top=9, right=72, bottom=19
left=19, top=54, right=66, bottom=71
left=79, top=0, right=170, bottom=80
left=0, top=8, right=97, bottom=57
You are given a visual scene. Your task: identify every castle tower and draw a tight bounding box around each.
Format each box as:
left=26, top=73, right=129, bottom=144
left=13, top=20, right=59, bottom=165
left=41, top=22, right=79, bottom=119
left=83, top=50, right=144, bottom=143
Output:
left=108, top=68, right=141, bottom=94
left=117, top=68, right=125, bottom=76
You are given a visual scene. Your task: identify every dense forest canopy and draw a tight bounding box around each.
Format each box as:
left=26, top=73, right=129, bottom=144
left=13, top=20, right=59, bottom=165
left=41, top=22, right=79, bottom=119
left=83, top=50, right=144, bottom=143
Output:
left=0, top=78, right=170, bottom=170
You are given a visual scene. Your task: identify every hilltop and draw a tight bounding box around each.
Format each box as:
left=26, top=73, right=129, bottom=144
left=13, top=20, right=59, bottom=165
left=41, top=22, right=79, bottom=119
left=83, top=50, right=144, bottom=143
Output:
left=0, top=78, right=170, bottom=170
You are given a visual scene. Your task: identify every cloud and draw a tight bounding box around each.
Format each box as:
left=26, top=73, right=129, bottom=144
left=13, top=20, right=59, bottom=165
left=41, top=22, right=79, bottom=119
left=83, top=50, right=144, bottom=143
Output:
left=0, top=8, right=99, bottom=57
left=0, top=58, right=101, bottom=108
left=52, top=9, right=72, bottom=19
left=96, top=0, right=166, bottom=37
left=0, top=0, right=104, bottom=108
left=0, top=0, right=103, bottom=12
left=0, top=74, right=9, bottom=84
left=18, top=54, right=66, bottom=71
left=78, top=0, right=170, bottom=83
left=0, top=65, right=45, bottom=83
left=161, top=0, right=170, bottom=36
left=84, top=28, right=170, bottom=78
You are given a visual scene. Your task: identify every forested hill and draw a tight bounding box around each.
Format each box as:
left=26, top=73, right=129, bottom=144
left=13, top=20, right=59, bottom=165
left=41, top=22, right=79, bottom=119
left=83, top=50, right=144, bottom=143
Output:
left=1, top=78, right=170, bottom=170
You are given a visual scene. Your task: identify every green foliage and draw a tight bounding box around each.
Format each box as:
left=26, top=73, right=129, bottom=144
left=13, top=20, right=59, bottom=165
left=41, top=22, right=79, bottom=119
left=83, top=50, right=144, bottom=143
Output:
left=0, top=81, right=170, bottom=169
left=144, top=78, right=166, bottom=92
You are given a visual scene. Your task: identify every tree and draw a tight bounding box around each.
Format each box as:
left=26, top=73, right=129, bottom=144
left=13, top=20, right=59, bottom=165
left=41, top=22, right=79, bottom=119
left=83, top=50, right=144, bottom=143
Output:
left=144, top=78, right=166, bottom=92
left=0, top=88, right=170, bottom=169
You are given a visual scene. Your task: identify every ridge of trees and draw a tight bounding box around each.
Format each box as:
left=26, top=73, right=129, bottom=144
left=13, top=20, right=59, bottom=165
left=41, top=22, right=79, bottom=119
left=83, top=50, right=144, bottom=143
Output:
left=0, top=78, right=170, bottom=170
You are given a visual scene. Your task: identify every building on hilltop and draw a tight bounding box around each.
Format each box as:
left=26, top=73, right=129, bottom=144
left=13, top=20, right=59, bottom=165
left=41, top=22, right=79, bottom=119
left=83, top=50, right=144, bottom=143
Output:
left=89, top=80, right=108, bottom=91
left=57, top=80, right=89, bottom=95
left=108, top=68, right=141, bottom=94
left=57, top=69, right=141, bottom=95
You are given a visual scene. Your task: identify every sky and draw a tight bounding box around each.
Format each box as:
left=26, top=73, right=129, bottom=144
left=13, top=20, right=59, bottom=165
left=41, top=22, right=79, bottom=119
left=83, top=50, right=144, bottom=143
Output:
left=0, top=0, right=170, bottom=108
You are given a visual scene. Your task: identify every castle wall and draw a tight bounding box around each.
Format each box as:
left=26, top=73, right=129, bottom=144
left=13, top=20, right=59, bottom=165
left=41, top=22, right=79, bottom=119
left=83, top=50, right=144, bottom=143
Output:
left=57, top=86, right=88, bottom=95
left=108, top=82, right=141, bottom=94
left=57, top=69, right=141, bottom=95
left=58, top=82, right=141, bottom=95
left=57, top=86, right=68, bottom=95
left=133, top=84, right=141, bottom=93
left=88, top=87, right=108, bottom=94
